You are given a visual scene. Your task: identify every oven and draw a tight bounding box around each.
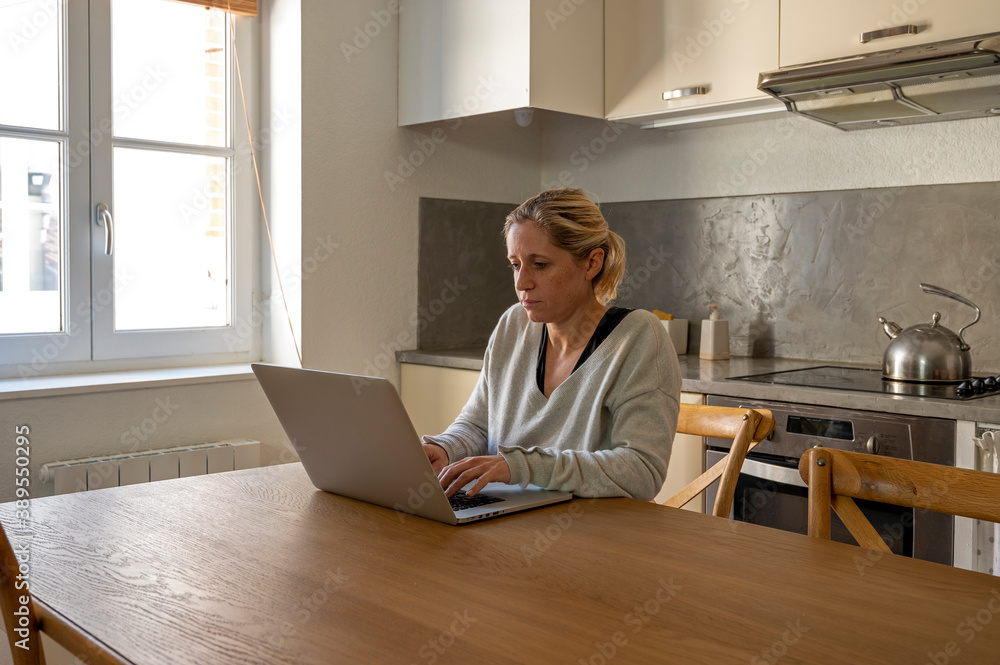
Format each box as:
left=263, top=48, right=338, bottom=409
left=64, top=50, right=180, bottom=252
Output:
left=704, top=395, right=956, bottom=565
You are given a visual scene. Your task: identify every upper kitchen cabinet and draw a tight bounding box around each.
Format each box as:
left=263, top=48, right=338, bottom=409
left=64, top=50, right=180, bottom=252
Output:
left=605, top=0, right=782, bottom=128
left=398, top=0, right=604, bottom=126
left=780, top=0, right=1000, bottom=67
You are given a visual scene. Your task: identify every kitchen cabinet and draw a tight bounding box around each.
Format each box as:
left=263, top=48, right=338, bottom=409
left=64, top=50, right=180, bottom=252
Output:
left=780, top=0, right=1000, bottom=67
left=605, top=0, right=783, bottom=128
left=397, top=0, right=604, bottom=127
left=954, top=420, right=977, bottom=571
left=653, top=392, right=706, bottom=513
left=400, top=363, right=480, bottom=438
left=956, top=419, right=1000, bottom=575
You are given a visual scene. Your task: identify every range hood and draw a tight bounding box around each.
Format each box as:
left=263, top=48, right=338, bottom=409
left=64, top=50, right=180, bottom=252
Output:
left=758, top=32, right=1000, bottom=130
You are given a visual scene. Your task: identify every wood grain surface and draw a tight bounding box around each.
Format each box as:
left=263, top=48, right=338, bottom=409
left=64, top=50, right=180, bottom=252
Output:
left=2, top=463, right=1000, bottom=664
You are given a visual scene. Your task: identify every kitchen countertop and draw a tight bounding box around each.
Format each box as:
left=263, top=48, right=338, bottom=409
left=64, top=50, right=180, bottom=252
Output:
left=395, top=346, right=486, bottom=371
left=397, top=348, right=1000, bottom=423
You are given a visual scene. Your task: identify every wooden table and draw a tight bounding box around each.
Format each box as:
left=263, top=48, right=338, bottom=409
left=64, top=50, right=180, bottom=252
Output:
left=3, top=463, right=1000, bottom=664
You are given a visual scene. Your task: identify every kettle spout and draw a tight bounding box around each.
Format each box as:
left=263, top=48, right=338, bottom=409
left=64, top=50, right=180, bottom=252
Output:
left=878, top=317, right=902, bottom=339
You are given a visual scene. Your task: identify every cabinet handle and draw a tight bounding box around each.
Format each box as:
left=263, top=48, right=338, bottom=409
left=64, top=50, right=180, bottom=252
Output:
left=663, top=86, right=708, bottom=100
left=859, top=24, right=918, bottom=44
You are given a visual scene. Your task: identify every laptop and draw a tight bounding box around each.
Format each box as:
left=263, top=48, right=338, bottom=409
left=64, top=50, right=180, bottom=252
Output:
left=251, top=363, right=572, bottom=524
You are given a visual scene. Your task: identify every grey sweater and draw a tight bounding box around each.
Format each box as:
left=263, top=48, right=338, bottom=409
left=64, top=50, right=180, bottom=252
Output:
left=423, top=304, right=681, bottom=501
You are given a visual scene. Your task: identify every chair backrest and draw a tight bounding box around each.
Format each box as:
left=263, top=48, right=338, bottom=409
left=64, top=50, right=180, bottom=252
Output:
left=1, top=521, right=44, bottom=665
left=660, top=404, right=776, bottom=517
left=798, top=446, right=1000, bottom=552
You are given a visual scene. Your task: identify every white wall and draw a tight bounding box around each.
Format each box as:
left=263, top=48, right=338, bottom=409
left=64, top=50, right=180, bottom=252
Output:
left=539, top=111, right=1000, bottom=202
left=261, top=0, right=303, bottom=366
left=297, top=1, right=541, bottom=377
left=0, top=374, right=292, bottom=506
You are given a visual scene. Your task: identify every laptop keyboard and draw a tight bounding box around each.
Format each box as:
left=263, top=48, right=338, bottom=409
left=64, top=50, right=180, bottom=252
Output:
left=449, top=490, right=504, bottom=511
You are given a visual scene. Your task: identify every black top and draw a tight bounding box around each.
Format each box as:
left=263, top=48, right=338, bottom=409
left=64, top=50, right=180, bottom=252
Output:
left=535, top=307, right=634, bottom=393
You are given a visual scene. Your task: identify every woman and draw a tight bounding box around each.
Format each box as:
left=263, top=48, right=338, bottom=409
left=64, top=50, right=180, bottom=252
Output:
left=422, top=188, right=681, bottom=502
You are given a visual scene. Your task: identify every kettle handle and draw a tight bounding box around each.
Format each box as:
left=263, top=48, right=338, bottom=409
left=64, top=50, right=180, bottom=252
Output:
left=920, top=283, right=980, bottom=350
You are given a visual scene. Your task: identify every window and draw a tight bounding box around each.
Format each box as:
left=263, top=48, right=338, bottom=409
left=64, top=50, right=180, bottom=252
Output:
left=0, top=0, right=258, bottom=378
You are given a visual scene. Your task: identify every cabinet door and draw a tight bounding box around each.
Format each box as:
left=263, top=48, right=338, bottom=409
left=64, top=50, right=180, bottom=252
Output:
left=781, top=0, right=1000, bottom=67
left=398, top=1, right=531, bottom=126
left=400, top=364, right=481, bottom=439
left=606, top=0, right=778, bottom=120
left=653, top=392, right=706, bottom=512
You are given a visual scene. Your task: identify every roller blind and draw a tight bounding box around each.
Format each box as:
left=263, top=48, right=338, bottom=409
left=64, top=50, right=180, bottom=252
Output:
left=168, top=0, right=257, bottom=17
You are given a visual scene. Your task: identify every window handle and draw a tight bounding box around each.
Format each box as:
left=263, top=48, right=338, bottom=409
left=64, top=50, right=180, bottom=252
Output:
left=96, top=203, right=114, bottom=255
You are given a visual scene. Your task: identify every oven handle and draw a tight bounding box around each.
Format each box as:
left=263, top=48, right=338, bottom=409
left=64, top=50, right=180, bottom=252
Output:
left=739, top=458, right=808, bottom=489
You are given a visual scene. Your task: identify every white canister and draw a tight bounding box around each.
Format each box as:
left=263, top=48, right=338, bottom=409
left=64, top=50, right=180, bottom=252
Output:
left=699, top=305, right=730, bottom=360
left=661, top=319, right=688, bottom=355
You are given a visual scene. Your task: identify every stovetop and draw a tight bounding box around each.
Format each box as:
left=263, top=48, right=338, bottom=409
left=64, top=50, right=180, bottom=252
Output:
left=728, top=365, right=1000, bottom=401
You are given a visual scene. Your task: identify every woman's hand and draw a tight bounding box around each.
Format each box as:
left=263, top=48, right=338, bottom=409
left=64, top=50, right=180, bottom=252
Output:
left=422, top=443, right=450, bottom=474
left=438, top=455, right=511, bottom=497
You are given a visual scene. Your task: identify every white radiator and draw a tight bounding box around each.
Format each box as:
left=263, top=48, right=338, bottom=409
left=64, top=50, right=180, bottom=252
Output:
left=39, top=439, right=262, bottom=495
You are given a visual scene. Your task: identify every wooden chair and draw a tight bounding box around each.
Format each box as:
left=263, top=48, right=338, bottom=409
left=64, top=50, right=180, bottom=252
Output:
left=1, top=520, right=43, bottom=665
left=1, top=520, right=126, bottom=665
left=660, top=404, right=776, bottom=517
left=798, top=446, right=1000, bottom=553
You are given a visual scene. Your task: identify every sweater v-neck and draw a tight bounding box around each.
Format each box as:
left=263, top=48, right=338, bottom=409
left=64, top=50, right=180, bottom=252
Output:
left=535, top=307, right=633, bottom=397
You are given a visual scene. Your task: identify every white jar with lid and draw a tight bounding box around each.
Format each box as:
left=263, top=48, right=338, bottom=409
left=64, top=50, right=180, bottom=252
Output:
left=699, top=305, right=729, bottom=360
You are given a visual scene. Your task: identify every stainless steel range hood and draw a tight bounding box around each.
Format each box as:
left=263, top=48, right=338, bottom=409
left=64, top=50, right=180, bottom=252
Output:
left=758, top=33, right=1000, bottom=130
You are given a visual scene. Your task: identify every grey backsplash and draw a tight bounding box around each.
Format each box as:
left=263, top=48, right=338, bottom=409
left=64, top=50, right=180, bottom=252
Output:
left=418, top=198, right=520, bottom=349
left=419, top=183, right=1000, bottom=373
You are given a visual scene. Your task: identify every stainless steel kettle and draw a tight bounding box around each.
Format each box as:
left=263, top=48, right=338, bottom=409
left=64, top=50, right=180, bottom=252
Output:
left=878, top=283, right=981, bottom=383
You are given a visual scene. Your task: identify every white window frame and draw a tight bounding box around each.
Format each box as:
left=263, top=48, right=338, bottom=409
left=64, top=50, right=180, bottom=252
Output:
left=0, top=0, right=90, bottom=373
left=0, top=0, right=259, bottom=379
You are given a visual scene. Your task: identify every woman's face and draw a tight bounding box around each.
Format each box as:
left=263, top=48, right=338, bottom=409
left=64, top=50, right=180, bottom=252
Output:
left=506, top=221, right=603, bottom=325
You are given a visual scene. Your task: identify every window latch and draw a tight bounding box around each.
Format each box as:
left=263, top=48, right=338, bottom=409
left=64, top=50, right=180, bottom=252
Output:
left=96, top=203, right=114, bottom=255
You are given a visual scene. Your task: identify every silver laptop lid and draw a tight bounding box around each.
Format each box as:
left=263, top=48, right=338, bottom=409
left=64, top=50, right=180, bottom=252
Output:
left=251, top=363, right=460, bottom=524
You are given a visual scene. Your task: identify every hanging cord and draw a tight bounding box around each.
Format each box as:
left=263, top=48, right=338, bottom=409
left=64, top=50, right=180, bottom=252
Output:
left=228, top=8, right=303, bottom=366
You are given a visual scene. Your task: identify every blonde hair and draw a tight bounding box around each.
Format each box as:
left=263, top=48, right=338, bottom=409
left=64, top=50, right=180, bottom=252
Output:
left=504, top=188, right=626, bottom=306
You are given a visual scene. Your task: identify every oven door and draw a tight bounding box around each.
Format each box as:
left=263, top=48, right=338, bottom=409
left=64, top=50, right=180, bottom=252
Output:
left=705, top=450, right=942, bottom=562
